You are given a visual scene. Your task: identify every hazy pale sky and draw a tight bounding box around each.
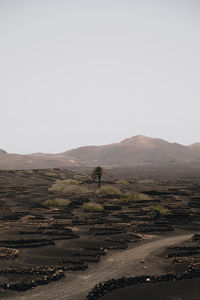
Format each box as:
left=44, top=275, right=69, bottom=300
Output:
left=0, top=0, right=200, bottom=154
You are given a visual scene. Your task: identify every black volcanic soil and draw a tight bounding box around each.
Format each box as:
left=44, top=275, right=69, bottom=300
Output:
left=100, top=278, right=200, bottom=300
left=0, top=169, right=200, bottom=299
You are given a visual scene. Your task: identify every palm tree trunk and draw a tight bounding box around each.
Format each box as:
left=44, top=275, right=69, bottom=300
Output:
left=98, top=176, right=101, bottom=188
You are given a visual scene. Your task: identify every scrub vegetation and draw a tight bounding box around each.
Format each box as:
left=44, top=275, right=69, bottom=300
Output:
left=148, top=205, right=169, bottom=218
left=49, top=179, right=90, bottom=194
left=83, top=203, right=104, bottom=212
left=44, top=198, right=71, bottom=207
left=96, top=185, right=121, bottom=196
left=120, top=192, right=151, bottom=204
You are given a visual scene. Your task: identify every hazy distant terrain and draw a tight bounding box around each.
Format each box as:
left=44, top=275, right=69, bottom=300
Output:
left=1, top=135, right=200, bottom=170
left=0, top=152, right=79, bottom=170
left=65, top=135, right=200, bottom=166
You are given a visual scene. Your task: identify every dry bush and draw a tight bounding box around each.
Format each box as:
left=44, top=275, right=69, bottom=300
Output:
left=116, top=179, right=129, bottom=184
left=120, top=192, right=151, bottom=204
left=44, top=198, right=70, bottom=207
left=148, top=206, right=169, bottom=218
left=95, top=185, right=121, bottom=196
left=49, top=180, right=90, bottom=194
left=46, top=172, right=58, bottom=177
left=63, top=179, right=82, bottom=185
left=73, top=174, right=87, bottom=180
left=25, top=170, right=34, bottom=174
left=83, top=203, right=104, bottom=212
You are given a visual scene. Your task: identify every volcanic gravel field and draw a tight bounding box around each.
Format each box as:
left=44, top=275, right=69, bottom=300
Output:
left=0, top=169, right=200, bottom=299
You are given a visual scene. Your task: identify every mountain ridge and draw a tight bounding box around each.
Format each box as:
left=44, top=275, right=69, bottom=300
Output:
left=0, top=135, right=200, bottom=169
left=64, top=135, right=200, bottom=167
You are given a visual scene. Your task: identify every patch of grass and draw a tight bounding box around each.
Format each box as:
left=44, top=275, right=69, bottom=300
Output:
left=25, top=170, right=34, bottom=174
left=96, top=185, right=121, bottom=196
left=44, top=198, right=70, bottom=207
left=119, top=192, right=151, bottom=205
left=49, top=180, right=90, bottom=194
left=74, top=174, right=87, bottom=180
left=46, top=172, right=58, bottom=177
left=116, top=180, right=129, bottom=184
left=148, top=206, right=169, bottom=218
left=83, top=203, right=104, bottom=212
left=63, top=179, right=82, bottom=185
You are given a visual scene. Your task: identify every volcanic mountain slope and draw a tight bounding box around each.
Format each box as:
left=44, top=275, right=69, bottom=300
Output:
left=64, top=135, right=200, bottom=167
left=190, top=143, right=200, bottom=150
left=0, top=152, right=79, bottom=170
left=0, top=149, right=7, bottom=155
left=0, top=135, right=200, bottom=169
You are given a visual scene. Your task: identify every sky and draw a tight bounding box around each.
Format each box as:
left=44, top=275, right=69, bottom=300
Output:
left=0, top=0, right=200, bottom=154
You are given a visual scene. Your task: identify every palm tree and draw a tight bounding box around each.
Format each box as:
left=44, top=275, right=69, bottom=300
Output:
left=92, top=166, right=104, bottom=188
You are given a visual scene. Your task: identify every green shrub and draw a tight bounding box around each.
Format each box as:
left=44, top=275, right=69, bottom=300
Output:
left=96, top=185, right=121, bottom=196
left=83, top=203, right=104, bottom=212
left=148, top=206, right=169, bottom=218
left=49, top=179, right=90, bottom=194
left=120, top=192, right=151, bottom=204
left=44, top=198, right=70, bottom=207
left=116, top=180, right=129, bottom=184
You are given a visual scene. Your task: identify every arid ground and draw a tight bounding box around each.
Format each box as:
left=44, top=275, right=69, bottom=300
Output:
left=0, top=168, right=200, bottom=299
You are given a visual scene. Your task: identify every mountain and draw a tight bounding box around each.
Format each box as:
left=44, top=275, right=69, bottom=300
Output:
left=189, top=143, right=200, bottom=149
left=0, top=135, right=200, bottom=169
left=64, top=135, right=200, bottom=167
left=0, top=149, right=7, bottom=155
left=0, top=151, right=79, bottom=170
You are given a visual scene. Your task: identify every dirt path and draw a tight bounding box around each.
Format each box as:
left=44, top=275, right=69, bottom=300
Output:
left=10, top=233, right=192, bottom=300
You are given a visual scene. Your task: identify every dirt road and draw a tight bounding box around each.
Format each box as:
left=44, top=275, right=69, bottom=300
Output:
left=10, top=233, right=192, bottom=300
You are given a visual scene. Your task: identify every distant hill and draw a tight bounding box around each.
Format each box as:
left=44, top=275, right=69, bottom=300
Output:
left=0, top=149, right=7, bottom=155
left=0, top=152, right=79, bottom=170
left=189, top=143, right=200, bottom=149
left=65, top=135, right=200, bottom=167
left=0, top=135, right=200, bottom=169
